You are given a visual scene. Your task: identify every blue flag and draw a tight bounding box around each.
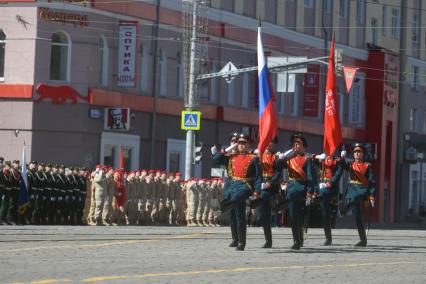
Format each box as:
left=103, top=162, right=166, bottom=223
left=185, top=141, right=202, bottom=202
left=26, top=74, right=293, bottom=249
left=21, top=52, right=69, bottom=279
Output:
left=18, top=145, right=29, bottom=215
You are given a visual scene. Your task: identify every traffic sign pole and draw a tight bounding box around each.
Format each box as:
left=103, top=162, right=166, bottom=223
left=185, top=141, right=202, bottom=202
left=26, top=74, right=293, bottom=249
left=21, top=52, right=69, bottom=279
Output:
left=184, top=0, right=198, bottom=180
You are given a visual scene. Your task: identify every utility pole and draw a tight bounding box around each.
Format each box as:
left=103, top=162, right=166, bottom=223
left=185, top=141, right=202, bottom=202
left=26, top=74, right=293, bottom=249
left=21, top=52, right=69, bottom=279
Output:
left=148, top=0, right=161, bottom=169
left=182, top=0, right=209, bottom=180
left=184, top=0, right=198, bottom=180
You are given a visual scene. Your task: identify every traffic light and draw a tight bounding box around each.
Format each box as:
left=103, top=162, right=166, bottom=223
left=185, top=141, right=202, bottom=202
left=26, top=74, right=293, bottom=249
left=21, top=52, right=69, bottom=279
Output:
left=194, top=142, right=203, bottom=164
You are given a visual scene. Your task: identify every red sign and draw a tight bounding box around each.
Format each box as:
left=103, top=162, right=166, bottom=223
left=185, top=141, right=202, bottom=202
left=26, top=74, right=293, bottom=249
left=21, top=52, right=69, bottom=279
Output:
left=343, top=66, right=358, bottom=94
left=303, top=64, right=320, bottom=117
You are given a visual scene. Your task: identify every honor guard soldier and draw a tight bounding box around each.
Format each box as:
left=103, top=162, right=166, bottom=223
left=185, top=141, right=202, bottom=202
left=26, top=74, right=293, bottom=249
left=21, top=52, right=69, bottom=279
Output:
left=252, top=136, right=284, bottom=248
left=312, top=153, right=344, bottom=245
left=213, top=133, right=262, bottom=251
left=280, top=133, right=317, bottom=250
left=341, top=143, right=376, bottom=247
left=211, top=132, right=240, bottom=246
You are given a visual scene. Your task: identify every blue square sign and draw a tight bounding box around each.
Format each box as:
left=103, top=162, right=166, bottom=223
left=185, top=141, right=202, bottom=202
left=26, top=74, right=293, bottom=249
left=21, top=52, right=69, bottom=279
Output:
left=181, top=111, right=201, bottom=130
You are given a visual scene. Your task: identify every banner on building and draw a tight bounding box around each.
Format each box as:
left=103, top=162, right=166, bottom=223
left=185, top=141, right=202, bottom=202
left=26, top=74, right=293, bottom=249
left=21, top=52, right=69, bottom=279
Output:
left=303, top=64, right=320, bottom=117
left=104, top=108, right=130, bottom=131
left=117, top=21, right=138, bottom=87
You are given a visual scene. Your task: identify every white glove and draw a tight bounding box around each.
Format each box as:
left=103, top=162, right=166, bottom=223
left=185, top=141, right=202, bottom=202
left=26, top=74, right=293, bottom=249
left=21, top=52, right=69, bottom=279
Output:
left=225, top=143, right=238, bottom=153
left=315, top=153, right=326, bottom=160
left=370, top=199, right=375, bottom=208
left=341, top=150, right=347, bottom=158
left=278, top=149, right=293, bottom=159
left=253, top=149, right=259, bottom=154
left=319, top=182, right=326, bottom=190
left=261, top=182, right=267, bottom=190
left=99, top=170, right=103, bottom=175
left=211, top=145, right=218, bottom=155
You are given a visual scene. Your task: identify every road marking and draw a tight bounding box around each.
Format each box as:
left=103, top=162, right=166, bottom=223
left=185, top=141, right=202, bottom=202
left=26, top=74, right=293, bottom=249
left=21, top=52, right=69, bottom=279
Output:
left=80, top=261, right=426, bottom=282
left=0, top=233, right=204, bottom=253
left=31, top=279, right=72, bottom=284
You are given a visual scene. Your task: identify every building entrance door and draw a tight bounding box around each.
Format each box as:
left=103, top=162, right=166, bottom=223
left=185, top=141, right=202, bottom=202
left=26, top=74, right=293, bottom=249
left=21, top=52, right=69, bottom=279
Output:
left=100, top=132, right=140, bottom=170
left=166, top=139, right=201, bottom=177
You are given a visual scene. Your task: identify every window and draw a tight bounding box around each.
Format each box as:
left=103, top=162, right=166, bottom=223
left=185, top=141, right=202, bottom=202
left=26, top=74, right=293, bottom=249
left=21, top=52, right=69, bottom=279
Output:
left=140, top=44, right=150, bottom=92
left=49, top=32, right=70, bottom=81
left=382, top=5, right=387, bottom=36
left=242, top=72, right=249, bottom=108
left=391, top=8, right=399, bottom=38
left=176, top=52, right=183, bottom=97
left=157, top=49, right=167, bottom=96
left=371, top=18, right=377, bottom=45
left=0, top=30, right=5, bottom=81
left=339, top=91, right=345, bottom=123
left=324, top=0, right=332, bottom=14
left=339, top=0, right=348, bottom=19
left=99, top=36, right=108, bottom=86
left=412, top=66, right=419, bottom=91
left=412, top=15, right=420, bottom=43
left=0, top=30, right=6, bottom=82
left=290, top=81, right=299, bottom=117
left=227, top=80, right=235, bottom=105
left=210, top=62, right=218, bottom=103
left=423, top=111, right=426, bottom=133
left=348, top=74, right=365, bottom=127
left=304, top=0, right=313, bottom=8
left=409, top=108, right=417, bottom=131
left=356, top=0, right=365, bottom=25
left=103, top=145, right=115, bottom=168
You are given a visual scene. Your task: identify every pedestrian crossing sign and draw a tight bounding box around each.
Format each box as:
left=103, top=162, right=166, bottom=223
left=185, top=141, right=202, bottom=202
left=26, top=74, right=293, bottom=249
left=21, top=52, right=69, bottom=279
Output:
left=181, top=111, right=201, bottom=130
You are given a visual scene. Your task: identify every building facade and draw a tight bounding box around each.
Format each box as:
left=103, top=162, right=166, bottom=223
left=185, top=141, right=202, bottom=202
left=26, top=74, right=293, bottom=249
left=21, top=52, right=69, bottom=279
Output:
left=1, top=0, right=424, bottom=223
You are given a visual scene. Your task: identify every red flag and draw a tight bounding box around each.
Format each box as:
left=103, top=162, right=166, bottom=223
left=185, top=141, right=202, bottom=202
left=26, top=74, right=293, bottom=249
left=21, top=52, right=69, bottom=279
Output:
left=323, top=38, right=343, bottom=155
left=115, top=148, right=127, bottom=208
left=343, top=66, right=358, bottom=94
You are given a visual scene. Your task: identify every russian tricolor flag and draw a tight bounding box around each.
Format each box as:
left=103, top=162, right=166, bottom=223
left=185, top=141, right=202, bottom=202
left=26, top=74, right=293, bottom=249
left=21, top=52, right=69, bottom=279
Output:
left=257, top=27, right=277, bottom=154
left=18, top=145, right=29, bottom=215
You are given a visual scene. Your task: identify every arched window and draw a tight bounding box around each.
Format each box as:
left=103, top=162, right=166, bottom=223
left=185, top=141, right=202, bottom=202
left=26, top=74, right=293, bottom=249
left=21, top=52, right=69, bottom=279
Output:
left=0, top=30, right=6, bottom=80
left=99, top=36, right=108, bottom=86
left=49, top=32, right=70, bottom=81
left=176, top=52, right=183, bottom=97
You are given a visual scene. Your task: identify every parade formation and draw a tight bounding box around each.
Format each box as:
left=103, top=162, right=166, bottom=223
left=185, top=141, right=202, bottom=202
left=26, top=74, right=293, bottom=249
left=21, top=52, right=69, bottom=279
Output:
left=0, top=161, right=228, bottom=228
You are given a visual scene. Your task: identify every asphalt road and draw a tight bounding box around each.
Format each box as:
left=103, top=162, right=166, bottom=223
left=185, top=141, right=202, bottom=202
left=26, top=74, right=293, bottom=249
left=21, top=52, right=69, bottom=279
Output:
left=0, top=225, right=425, bottom=284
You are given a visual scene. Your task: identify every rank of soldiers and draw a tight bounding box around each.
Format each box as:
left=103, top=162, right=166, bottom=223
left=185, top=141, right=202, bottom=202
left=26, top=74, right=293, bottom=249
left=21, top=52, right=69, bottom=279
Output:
left=211, top=132, right=376, bottom=251
left=0, top=159, right=226, bottom=227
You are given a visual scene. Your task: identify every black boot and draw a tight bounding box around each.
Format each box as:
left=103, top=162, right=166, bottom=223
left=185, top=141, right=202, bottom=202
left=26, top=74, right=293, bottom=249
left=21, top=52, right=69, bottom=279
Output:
left=323, top=227, right=332, bottom=246
left=262, top=225, right=272, bottom=248
left=299, top=226, right=305, bottom=247
left=236, top=225, right=246, bottom=251
left=355, top=224, right=367, bottom=247
left=291, top=226, right=301, bottom=250
left=229, top=224, right=238, bottom=247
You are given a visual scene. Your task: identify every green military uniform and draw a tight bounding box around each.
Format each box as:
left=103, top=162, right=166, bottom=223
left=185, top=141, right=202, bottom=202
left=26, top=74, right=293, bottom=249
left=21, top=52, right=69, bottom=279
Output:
left=33, top=169, right=46, bottom=224
left=26, top=167, right=37, bottom=224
